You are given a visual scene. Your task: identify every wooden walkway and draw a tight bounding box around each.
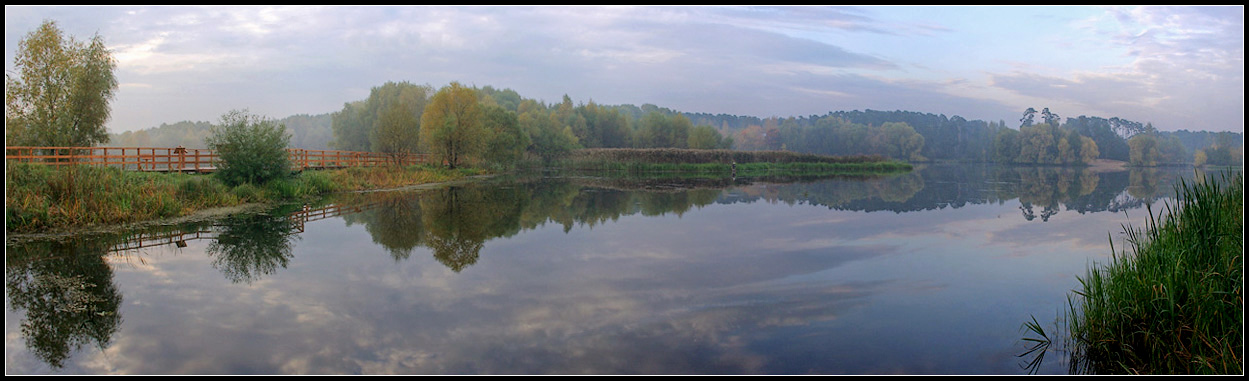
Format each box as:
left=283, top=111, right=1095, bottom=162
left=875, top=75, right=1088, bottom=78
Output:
left=4, top=146, right=431, bottom=173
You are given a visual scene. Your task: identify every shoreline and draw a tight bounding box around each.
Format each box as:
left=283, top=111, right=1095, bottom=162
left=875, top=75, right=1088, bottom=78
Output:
left=4, top=165, right=487, bottom=244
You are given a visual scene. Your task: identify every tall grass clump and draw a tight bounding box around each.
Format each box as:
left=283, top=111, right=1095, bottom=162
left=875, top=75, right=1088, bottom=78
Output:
left=5, top=162, right=478, bottom=233
left=1064, top=171, right=1242, bottom=374
left=5, top=163, right=243, bottom=233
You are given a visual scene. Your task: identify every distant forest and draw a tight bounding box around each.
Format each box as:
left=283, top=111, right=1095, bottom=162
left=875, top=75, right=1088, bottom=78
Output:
left=108, top=83, right=1244, bottom=167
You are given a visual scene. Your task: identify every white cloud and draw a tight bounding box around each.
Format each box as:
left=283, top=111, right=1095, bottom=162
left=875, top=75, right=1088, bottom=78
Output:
left=4, top=6, right=1242, bottom=134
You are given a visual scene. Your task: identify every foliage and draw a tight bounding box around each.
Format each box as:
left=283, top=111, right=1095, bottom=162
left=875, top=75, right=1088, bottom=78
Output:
left=1065, top=172, right=1243, bottom=374
left=687, top=124, right=732, bottom=149
left=732, top=116, right=925, bottom=161
left=480, top=104, right=530, bottom=169
left=519, top=99, right=580, bottom=163
left=563, top=148, right=904, bottom=167
left=420, top=82, right=486, bottom=169
left=207, top=211, right=300, bottom=284
left=1066, top=116, right=1131, bottom=161
left=5, top=237, right=122, bottom=369
left=371, top=82, right=432, bottom=158
left=329, top=81, right=433, bottom=152
left=4, top=160, right=475, bottom=233
left=6, top=20, right=118, bottom=147
left=1128, top=134, right=1188, bottom=167
left=1194, top=131, right=1244, bottom=167
left=5, top=163, right=235, bottom=233
left=991, top=121, right=1102, bottom=165
left=205, top=109, right=292, bottom=186
left=636, top=111, right=692, bottom=148
left=375, top=101, right=421, bottom=163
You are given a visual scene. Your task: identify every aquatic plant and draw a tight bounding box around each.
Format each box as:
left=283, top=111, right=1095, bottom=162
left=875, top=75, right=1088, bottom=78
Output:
left=1023, top=171, right=1243, bottom=374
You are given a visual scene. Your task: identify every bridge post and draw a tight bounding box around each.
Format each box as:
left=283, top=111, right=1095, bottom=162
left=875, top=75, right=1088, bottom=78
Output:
left=175, top=146, right=186, bottom=172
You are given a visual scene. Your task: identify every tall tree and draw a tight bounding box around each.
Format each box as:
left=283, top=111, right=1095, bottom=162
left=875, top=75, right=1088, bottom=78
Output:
left=420, top=82, right=485, bottom=169
left=480, top=104, right=529, bottom=168
left=374, top=101, right=421, bottom=164
left=1041, top=108, right=1060, bottom=127
left=687, top=124, right=729, bottom=149
left=6, top=20, right=118, bottom=147
left=1020, top=107, right=1038, bottom=128
left=329, top=81, right=432, bottom=152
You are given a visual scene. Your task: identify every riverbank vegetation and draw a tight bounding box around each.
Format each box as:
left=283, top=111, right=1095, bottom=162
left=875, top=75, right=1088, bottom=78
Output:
left=1025, top=171, right=1243, bottom=374
left=554, top=148, right=912, bottom=176
left=4, top=162, right=478, bottom=234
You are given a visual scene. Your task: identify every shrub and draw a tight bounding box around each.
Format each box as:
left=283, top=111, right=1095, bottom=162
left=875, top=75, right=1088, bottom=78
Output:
left=206, top=109, right=292, bottom=186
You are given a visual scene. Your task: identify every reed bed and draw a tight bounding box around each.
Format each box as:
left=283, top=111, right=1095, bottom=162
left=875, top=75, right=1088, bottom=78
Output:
left=5, top=162, right=475, bottom=234
left=1061, top=171, right=1243, bottom=374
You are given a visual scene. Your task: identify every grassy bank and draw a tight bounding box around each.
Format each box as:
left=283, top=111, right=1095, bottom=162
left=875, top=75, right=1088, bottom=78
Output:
left=1033, top=171, right=1243, bottom=374
left=5, top=162, right=478, bottom=234
left=554, top=148, right=913, bottom=176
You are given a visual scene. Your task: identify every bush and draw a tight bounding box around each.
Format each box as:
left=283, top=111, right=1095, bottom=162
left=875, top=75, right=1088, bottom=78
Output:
left=206, top=109, right=292, bottom=186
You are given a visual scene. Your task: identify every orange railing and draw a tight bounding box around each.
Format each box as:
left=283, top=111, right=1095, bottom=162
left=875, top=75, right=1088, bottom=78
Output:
left=5, top=146, right=430, bottom=173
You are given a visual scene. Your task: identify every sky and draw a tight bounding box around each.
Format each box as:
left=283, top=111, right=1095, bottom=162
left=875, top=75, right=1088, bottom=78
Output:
left=4, top=5, right=1245, bottom=134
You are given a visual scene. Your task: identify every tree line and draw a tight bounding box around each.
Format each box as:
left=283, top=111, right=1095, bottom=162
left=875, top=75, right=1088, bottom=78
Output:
left=9, top=20, right=1242, bottom=169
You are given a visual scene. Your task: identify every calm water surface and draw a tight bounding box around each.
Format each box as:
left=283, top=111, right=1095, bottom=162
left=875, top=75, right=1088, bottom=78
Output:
left=5, top=164, right=1213, bottom=375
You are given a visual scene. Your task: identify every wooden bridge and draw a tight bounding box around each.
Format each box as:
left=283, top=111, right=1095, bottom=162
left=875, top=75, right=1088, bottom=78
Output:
left=4, top=146, right=432, bottom=173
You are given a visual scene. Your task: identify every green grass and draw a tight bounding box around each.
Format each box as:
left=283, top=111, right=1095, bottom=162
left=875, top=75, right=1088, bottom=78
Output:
left=5, top=162, right=477, bottom=234
left=1028, top=171, right=1243, bottom=374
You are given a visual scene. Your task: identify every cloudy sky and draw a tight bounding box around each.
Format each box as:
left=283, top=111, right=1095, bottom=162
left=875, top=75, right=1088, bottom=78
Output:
left=5, top=5, right=1244, bottom=134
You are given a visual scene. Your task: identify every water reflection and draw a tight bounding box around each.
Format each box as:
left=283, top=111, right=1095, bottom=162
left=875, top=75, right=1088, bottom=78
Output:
left=207, top=207, right=303, bottom=284
left=3, top=164, right=1218, bottom=373
left=5, top=236, right=124, bottom=369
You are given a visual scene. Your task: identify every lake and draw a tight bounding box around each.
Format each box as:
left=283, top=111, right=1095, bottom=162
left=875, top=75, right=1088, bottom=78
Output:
left=3, top=163, right=1221, bottom=375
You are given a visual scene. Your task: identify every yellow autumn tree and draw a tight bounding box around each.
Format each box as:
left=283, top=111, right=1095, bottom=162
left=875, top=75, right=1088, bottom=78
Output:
left=420, top=82, right=485, bottom=169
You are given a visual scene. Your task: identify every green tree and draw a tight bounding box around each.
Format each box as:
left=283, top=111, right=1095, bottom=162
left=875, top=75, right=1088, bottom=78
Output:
left=1078, top=135, right=1100, bottom=164
left=636, top=111, right=691, bottom=148
left=1128, top=134, right=1161, bottom=167
left=420, top=82, right=485, bottom=169
left=520, top=103, right=579, bottom=163
left=481, top=104, right=529, bottom=169
left=329, top=100, right=369, bottom=151
left=6, top=20, right=118, bottom=147
left=1017, top=123, right=1061, bottom=164
left=206, top=109, right=292, bottom=186
left=329, top=81, right=432, bottom=153
left=577, top=101, right=632, bottom=148
left=993, top=127, right=1021, bottom=163
left=687, top=124, right=729, bottom=149
left=375, top=102, right=419, bottom=164
left=1020, top=107, right=1038, bottom=128
left=369, top=82, right=432, bottom=155
left=1041, top=107, right=1060, bottom=127
left=874, top=122, right=926, bottom=161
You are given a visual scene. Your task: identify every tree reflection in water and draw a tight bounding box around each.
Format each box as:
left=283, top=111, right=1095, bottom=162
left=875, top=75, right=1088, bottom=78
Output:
left=5, top=236, right=124, bottom=369
left=206, top=205, right=303, bottom=284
